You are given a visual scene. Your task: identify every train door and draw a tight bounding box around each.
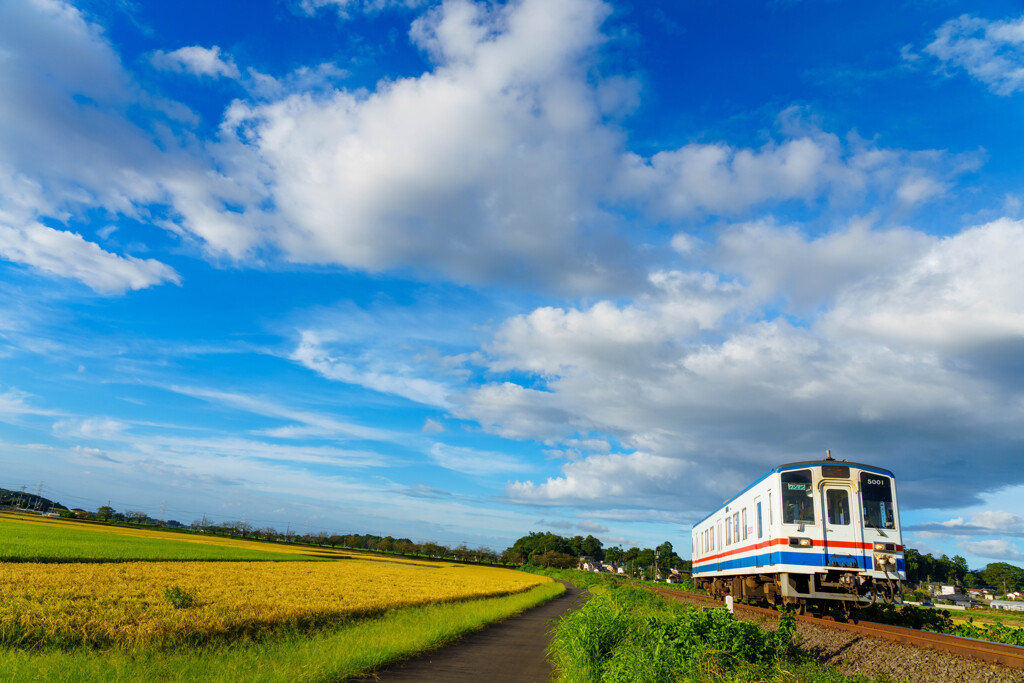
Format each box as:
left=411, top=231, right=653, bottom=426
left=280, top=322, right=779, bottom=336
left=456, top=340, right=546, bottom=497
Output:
left=754, top=496, right=764, bottom=567
left=820, top=483, right=865, bottom=569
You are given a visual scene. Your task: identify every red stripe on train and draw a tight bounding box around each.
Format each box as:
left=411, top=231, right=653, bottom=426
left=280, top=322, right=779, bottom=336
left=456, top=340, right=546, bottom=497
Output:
left=692, top=538, right=903, bottom=566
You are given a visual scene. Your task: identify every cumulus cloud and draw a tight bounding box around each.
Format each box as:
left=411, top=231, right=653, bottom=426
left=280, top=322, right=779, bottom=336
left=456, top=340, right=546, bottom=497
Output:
left=924, top=14, right=1024, bottom=95
left=0, top=1, right=186, bottom=292
left=0, top=0, right=979, bottom=296
left=150, top=45, right=240, bottom=79
left=457, top=218, right=1024, bottom=513
left=615, top=114, right=978, bottom=217
left=507, top=451, right=701, bottom=509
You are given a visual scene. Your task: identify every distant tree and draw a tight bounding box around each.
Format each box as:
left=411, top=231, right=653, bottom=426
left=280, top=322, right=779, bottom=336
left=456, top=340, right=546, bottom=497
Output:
left=125, top=510, right=148, bottom=524
left=533, top=550, right=576, bottom=568
left=622, top=547, right=640, bottom=563
left=951, top=555, right=970, bottom=585
left=604, top=546, right=624, bottom=563
left=636, top=548, right=655, bottom=568
left=580, top=535, right=604, bottom=560
left=502, top=549, right=526, bottom=565
left=981, top=563, right=1024, bottom=593
left=95, top=505, right=115, bottom=521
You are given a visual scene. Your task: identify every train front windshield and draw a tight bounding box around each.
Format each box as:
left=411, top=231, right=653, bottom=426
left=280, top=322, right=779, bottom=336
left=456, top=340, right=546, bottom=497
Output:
left=861, top=473, right=896, bottom=529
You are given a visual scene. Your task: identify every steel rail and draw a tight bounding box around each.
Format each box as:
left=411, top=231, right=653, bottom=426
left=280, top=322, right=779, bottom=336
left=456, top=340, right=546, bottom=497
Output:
left=646, top=586, right=1024, bottom=669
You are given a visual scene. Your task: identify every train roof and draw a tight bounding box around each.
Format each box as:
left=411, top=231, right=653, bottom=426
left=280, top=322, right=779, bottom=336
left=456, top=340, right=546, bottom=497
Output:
left=692, top=460, right=896, bottom=528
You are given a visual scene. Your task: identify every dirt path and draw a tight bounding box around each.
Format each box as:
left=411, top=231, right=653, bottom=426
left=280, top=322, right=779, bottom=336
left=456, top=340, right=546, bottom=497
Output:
left=356, top=580, right=588, bottom=682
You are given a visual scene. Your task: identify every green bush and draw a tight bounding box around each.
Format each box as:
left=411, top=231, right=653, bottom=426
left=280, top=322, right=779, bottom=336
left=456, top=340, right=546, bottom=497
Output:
left=858, top=602, right=953, bottom=633
left=547, top=581, right=800, bottom=682
left=163, top=585, right=198, bottom=609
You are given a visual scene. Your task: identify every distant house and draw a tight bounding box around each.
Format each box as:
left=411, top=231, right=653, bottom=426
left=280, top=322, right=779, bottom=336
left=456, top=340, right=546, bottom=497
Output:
left=992, top=600, right=1024, bottom=611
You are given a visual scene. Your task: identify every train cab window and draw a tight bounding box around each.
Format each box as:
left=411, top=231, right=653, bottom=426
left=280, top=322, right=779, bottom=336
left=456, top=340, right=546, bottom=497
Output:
left=861, top=473, right=896, bottom=529
left=781, top=469, right=815, bottom=524
left=741, top=509, right=747, bottom=540
left=756, top=502, right=763, bottom=538
left=825, top=489, right=851, bottom=525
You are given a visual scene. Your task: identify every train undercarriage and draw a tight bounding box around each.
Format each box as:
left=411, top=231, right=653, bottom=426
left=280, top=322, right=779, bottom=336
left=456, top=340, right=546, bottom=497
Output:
left=696, top=569, right=901, bottom=616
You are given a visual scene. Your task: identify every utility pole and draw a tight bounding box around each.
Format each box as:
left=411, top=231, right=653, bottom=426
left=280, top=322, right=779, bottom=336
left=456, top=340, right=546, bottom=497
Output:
left=18, top=485, right=26, bottom=509
left=33, top=481, right=43, bottom=510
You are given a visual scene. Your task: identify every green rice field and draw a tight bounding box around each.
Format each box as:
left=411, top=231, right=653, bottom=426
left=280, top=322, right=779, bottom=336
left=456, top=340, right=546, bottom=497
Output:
left=0, top=516, right=318, bottom=562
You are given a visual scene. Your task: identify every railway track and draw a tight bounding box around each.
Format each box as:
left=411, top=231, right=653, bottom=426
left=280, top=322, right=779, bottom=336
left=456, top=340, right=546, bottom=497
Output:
left=647, top=586, right=1024, bottom=670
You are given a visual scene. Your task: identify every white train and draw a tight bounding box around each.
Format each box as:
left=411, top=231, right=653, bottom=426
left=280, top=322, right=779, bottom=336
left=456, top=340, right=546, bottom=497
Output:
left=691, top=456, right=905, bottom=614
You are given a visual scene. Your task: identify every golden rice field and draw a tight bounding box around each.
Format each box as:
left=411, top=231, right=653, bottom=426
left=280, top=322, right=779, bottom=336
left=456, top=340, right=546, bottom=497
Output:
left=0, top=558, right=550, bottom=650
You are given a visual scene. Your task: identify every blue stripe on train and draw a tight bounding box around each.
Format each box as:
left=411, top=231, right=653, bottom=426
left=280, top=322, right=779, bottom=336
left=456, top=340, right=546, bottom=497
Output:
left=693, top=552, right=906, bottom=575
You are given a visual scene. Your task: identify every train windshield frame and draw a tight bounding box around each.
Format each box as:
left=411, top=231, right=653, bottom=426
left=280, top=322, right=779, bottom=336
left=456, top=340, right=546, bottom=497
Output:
left=781, top=469, right=815, bottom=524
left=860, top=472, right=896, bottom=529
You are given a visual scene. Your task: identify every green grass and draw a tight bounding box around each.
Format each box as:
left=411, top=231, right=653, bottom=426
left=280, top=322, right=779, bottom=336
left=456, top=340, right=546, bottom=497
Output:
left=528, top=568, right=896, bottom=682
left=0, top=581, right=565, bottom=682
left=0, top=518, right=314, bottom=562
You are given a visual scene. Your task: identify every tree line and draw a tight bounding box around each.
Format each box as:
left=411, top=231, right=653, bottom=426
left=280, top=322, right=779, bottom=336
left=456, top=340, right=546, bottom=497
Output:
left=904, top=548, right=1024, bottom=593
left=501, top=531, right=691, bottom=577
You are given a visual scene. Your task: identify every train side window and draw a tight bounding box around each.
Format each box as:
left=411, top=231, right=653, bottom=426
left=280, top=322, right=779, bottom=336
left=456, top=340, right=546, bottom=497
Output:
left=741, top=509, right=747, bottom=540
left=725, top=517, right=732, bottom=545
left=756, top=502, right=763, bottom=538
left=717, top=521, right=721, bottom=549
left=826, top=489, right=851, bottom=525
left=733, top=512, right=740, bottom=542
left=768, top=491, right=773, bottom=525
left=861, top=473, right=896, bottom=529
left=781, top=469, right=815, bottom=524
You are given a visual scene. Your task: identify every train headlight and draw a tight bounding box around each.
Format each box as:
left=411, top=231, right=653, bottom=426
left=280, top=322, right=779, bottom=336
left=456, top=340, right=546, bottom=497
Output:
left=788, top=537, right=812, bottom=548
left=874, top=553, right=896, bottom=569
left=873, top=542, right=895, bottom=551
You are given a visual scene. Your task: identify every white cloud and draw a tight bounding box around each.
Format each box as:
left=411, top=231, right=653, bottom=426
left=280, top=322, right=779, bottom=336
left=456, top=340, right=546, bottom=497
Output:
left=0, top=221, right=180, bottom=293
left=0, top=388, right=59, bottom=420
left=429, top=442, right=532, bottom=476
left=507, top=451, right=696, bottom=508
left=299, top=0, right=426, bottom=19
left=909, top=511, right=1024, bottom=538
left=960, top=539, right=1024, bottom=562
left=422, top=418, right=445, bottom=434
left=169, top=385, right=397, bottom=442
left=615, top=115, right=977, bottom=217
left=711, top=218, right=932, bottom=312
left=456, top=218, right=1024, bottom=512
left=292, top=331, right=453, bottom=408
left=0, top=0, right=982, bottom=297
left=0, top=1, right=187, bottom=292
left=150, top=45, right=240, bottom=79
left=825, top=218, right=1024, bottom=352
left=52, top=417, right=126, bottom=440
left=925, top=14, right=1024, bottom=95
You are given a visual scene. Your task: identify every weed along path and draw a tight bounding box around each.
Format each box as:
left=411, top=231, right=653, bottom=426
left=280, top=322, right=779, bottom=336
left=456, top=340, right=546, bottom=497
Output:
left=359, top=581, right=589, bottom=682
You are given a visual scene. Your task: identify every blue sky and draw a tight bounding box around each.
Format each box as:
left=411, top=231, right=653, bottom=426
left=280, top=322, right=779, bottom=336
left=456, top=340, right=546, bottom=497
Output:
left=2, top=0, right=1024, bottom=566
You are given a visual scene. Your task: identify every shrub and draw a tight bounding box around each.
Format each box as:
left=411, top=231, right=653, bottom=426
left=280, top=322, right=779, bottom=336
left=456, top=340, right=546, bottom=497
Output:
left=163, top=585, right=198, bottom=609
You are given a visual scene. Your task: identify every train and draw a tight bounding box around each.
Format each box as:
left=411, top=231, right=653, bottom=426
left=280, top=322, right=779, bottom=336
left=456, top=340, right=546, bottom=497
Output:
left=691, top=455, right=905, bottom=614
